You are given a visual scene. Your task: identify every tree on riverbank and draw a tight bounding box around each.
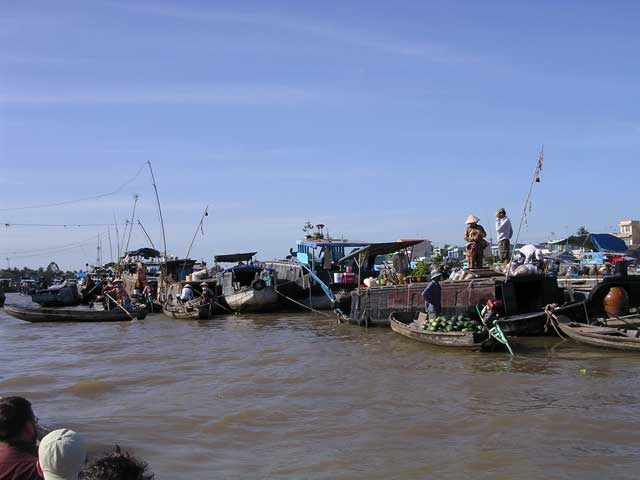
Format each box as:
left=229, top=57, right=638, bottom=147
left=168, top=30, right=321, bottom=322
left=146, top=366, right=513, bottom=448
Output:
left=0, top=265, right=76, bottom=283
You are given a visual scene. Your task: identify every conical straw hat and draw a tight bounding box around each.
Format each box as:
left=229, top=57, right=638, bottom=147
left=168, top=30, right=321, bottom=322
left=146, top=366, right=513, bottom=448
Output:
left=466, top=215, right=479, bottom=224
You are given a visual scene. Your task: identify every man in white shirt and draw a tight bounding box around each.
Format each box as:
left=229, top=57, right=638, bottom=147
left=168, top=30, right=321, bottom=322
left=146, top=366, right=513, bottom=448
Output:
left=495, top=208, right=513, bottom=263
left=518, top=244, right=543, bottom=264
left=179, top=284, right=194, bottom=302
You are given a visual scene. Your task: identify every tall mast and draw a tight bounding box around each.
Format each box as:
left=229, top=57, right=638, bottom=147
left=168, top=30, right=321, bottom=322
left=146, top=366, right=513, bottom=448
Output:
left=147, top=161, right=168, bottom=261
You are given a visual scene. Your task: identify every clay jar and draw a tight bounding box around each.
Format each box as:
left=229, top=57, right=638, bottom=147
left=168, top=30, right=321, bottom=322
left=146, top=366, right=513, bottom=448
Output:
left=603, top=287, right=630, bottom=318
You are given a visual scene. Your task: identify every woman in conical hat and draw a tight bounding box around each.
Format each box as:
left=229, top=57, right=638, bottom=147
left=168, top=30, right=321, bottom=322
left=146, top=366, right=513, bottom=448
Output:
left=464, top=215, right=487, bottom=269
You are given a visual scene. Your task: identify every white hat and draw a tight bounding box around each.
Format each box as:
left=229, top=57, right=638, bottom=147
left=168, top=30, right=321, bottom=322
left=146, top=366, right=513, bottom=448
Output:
left=38, top=429, right=87, bottom=480
left=466, top=215, right=479, bottom=224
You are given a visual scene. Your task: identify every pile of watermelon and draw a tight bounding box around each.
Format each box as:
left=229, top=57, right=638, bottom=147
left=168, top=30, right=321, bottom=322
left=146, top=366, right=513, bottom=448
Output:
left=420, top=315, right=486, bottom=333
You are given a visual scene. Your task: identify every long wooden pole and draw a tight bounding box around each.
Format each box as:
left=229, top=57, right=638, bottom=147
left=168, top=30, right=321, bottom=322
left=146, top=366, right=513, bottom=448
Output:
left=506, top=146, right=544, bottom=280
left=137, top=220, right=157, bottom=251
left=147, top=161, right=167, bottom=261
left=124, top=194, right=139, bottom=253
left=181, top=206, right=209, bottom=274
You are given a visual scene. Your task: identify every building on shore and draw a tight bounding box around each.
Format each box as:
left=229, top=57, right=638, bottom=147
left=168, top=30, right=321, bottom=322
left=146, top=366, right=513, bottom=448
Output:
left=615, top=220, right=640, bottom=246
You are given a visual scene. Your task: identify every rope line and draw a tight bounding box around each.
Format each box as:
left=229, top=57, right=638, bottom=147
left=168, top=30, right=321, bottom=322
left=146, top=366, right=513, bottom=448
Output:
left=274, top=289, right=332, bottom=317
left=0, top=162, right=147, bottom=212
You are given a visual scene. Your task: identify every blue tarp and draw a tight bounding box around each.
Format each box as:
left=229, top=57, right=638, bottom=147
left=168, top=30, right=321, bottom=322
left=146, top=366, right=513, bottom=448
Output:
left=590, top=234, right=627, bottom=253
left=548, top=233, right=627, bottom=253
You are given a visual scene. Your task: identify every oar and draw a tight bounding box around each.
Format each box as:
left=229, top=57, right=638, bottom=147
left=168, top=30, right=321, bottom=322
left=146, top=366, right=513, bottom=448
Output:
left=104, top=293, right=136, bottom=321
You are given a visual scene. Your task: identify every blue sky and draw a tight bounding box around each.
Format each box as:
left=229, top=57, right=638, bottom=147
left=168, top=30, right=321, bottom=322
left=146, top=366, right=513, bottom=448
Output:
left=1, top=0, right=639, bottom=270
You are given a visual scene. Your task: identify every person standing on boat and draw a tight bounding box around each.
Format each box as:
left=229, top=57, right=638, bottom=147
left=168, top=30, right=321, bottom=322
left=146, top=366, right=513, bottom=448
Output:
left=464, top=215, right=488, bottom=269
left=495, top=208, right=513, bottom=264
left=421, top=271, right=442, bottom=319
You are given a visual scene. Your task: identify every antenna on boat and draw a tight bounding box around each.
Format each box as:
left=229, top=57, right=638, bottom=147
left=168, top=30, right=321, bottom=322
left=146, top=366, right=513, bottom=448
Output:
left=181, top=206, right=209, bottom=274
left=147, top=161, right=168, bottom=262
left=137, top=220, right=157, bottom=251
left=506, top=146, right=544, bottom=280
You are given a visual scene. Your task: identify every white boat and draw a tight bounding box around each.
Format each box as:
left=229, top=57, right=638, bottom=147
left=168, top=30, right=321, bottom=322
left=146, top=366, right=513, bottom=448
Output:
left=224, top=286, right=279, bottom=313
left=216, top=253, right=279, bottom=313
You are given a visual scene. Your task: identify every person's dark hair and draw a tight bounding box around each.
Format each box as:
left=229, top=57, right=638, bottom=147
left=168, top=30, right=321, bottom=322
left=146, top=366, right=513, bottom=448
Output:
left=81, top=446, right=154, bottom=480
left=0, top=396, right=36, bottom=446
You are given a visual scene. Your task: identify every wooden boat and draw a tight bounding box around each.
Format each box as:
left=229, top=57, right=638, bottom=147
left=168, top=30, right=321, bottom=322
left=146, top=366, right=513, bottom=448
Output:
left=162, top=301, right=213, bottom=320
left=553, top=314, right=640, bottom=351
left=3, top=304, right=146, bottom=323
left=31, top=284, right=81, bottom=307
left=351, top=272, right=563, bottom=330
left=216, top=253, right=279, bottom=313
left=389, top=311, right=488, bottom=347
left=224, top=287, right=279, bottom=313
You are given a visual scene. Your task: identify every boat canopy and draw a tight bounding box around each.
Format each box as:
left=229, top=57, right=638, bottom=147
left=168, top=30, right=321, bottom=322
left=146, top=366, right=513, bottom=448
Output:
left=590, top=234, right=627, bottom=253
left=297, top=239, right=369, bottom=249
left=125, top=248, right=160, bottom=258
left=338, top=240, right=424, bottom=264
left=224, top=264, right=263, bottom=273
left=296, top=240, right=369, bottom=264
left=549, top=234, right=627, bottom=253
left=214, top=252, right=257, bottom=263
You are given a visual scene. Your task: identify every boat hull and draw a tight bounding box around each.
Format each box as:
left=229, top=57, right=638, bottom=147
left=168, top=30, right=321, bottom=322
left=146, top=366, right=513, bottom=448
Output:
left=3, top=304, right=142, bottom=323
left=555, top=315, right=640, bottom=351
left=389, top=311, right=488, bottom=347
left=225, top=288, right=279, bottom=313
left=162, top=302, right=213, bottom=320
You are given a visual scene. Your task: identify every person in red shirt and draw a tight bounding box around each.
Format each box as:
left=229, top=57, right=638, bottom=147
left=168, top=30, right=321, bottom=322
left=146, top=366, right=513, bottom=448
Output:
left=0, top=397, right=42, bottom=480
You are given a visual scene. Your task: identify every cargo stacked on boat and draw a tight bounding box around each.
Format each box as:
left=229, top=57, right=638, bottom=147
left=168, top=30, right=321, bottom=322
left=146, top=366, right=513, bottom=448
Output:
left=419, top=314, right=487, bottom=334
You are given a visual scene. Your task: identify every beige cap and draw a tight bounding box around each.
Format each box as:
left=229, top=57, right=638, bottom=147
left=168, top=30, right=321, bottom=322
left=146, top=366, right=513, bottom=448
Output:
left=466, top=215, right=479, bottom=224
left=38, top=429, right=86, bottom=480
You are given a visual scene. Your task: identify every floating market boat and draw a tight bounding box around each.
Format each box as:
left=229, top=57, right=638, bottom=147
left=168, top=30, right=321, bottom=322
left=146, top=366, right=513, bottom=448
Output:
left=216, top=252, right=278, bottom=313
left=262, top=237, right=370, bottom=311
left=390, top=311, right=489, bottom=347
left=552, top=314, right=640, bottom=351
left=31, top=283, right=81, bottom=307
left=120, top=247, right=163, bottom=312
left=161, top=302, right=209, bottom=320
left=159, top=257, right=225, bottom=318
left=263, top=238, right=421, bottom=312
left=350, top=270, right=563, bottom=332
left=2, top=304, right=146, bottom=323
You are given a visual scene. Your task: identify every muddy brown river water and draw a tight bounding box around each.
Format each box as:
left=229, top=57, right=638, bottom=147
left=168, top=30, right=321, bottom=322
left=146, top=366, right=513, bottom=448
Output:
left=1, top=293, right=639, bottom=479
